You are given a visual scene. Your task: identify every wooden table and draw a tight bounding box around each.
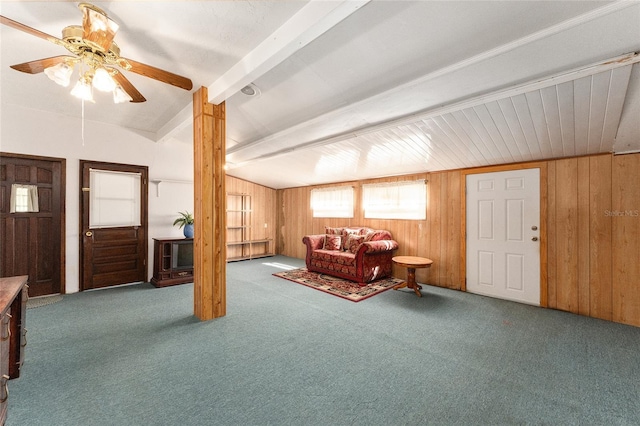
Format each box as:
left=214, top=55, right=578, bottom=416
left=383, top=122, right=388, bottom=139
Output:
left=392, top=256, right=433, bottom=297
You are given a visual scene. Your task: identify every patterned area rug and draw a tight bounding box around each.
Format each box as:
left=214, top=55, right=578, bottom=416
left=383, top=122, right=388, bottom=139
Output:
left=273, top=268, right=403, bottom=302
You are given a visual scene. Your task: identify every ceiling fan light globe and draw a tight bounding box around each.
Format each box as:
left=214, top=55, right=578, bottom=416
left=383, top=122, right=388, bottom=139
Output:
left=71, top=76, right=94, bottom=102
left=93, top=67, right=116, bottom=92
left=44, top=63, right=73, bottom=87
left=113, top=85, right=132, bottom=104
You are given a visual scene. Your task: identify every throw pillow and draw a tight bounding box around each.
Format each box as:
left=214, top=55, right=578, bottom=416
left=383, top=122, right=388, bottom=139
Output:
left=325, top=227, right=343, bottom=235
left=341, top=228, right=361, bottom=251
left=345, top=234, right=365, bottom=254
left=323, top=234, right=342, bottom=251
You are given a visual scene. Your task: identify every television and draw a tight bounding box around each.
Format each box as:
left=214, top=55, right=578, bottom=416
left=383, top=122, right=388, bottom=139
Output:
left=172, top=241, right=194, bottom=269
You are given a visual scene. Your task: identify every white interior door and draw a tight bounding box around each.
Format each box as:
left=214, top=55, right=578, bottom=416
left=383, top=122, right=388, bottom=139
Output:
left=466, top=168, right=540, bottom=305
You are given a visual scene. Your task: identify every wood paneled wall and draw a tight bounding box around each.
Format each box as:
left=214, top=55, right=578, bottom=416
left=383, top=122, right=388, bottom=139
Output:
left=226, top=175, right=277, bottom=247
left=276, top=153, right=640, bottom=327
left=277, top=171, right=463, bottom=290
left=547, top=153, right=640, bottom=326
left=611, top=154, right=640, bottom=326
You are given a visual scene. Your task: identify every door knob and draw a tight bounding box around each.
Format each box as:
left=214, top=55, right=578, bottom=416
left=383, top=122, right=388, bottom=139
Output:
left=531, top=225, right=538, bottom=231
left=531, top=236, right=538, bottom=241
left=85, top=231, right=93, bottom=237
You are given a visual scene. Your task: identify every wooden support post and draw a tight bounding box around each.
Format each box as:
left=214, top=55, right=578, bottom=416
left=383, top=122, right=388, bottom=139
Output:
left=193, top=87, right=226, bottom=320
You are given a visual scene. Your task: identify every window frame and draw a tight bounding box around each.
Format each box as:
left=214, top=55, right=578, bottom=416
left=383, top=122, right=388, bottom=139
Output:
left=10, top=184, right=39, bottom=213
left=362, top=179, right=427, bottom=220
left=89, top=168, right=142, bottom=228
left=310, top=185, right=355, bottom=218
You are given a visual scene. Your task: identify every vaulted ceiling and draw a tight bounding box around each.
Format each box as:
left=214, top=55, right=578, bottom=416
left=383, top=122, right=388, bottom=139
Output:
left=1, top=1, right=639, bottom=189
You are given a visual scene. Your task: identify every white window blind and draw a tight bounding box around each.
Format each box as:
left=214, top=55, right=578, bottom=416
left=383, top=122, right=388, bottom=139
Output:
left=310, top=186, right=354, bottom=218
left=362, top=180, right=426, bottom=220
left=90, top=169, right=142, bottom=228
left=10, top=184, right=39, bottom=213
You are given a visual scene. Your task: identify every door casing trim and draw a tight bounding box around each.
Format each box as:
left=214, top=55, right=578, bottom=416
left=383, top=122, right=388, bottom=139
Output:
left=460, top=161, right=548, bottom=308
left=79, top=160, right=148, bottom=291
left=0, top=152, right=66, bottom=294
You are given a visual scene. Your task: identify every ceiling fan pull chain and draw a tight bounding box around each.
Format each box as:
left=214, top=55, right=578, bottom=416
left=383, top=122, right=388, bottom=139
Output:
left=81, top=98, right=85, bottom=146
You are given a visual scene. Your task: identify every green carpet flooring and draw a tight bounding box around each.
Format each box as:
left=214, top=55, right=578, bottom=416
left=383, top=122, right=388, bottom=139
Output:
left=8, top=255, right=640, bottom=425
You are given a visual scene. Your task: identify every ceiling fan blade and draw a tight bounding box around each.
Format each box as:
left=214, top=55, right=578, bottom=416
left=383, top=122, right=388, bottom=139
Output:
left=10, top=56, right=73, bottom=74
left=79, top=3, right=119, bottom=52
left=123, top=58, right=193, bottom=91
left=0, top=15, right=62, bottom=43
left=112, top=71, right=146, bottom=103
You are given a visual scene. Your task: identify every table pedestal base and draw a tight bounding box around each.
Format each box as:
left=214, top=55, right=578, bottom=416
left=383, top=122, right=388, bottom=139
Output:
left=392, top=256, right=433, bottom=298
left=393, top=267, right=423, bottom=297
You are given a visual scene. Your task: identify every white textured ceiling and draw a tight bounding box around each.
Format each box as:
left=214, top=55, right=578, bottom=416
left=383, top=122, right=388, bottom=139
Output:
left=1, top=1, right=639, bottom=189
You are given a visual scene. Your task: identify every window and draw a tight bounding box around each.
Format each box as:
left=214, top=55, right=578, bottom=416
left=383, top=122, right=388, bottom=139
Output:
left=362, top=180, right=426, bottom=220
left=89, top=169, right=142, bottom=228
left=10, top=184, right=39, bottom=213
left=310, top=186, right=354, bottom=218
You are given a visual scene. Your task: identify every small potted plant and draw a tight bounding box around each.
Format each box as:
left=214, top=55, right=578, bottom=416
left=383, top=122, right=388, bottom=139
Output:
left=173, top=211, right=194, bottom=238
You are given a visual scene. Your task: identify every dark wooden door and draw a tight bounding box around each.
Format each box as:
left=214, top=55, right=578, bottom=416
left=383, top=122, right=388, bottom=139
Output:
left=0, top=154, right=65, bottom=297
left=80, top=161, right=148, bottom=291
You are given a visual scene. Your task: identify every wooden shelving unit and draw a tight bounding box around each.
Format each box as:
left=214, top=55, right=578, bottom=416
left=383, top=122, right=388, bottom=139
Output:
left=226, top=193, right=274, bottom=262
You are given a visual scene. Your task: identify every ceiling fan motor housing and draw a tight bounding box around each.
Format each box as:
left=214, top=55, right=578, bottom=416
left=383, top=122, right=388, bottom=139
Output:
left=59, top=25, right=130, bottom=71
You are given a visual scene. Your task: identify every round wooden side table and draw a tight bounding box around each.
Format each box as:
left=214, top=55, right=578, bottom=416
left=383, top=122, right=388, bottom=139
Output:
left=392, top=256, right=433, bottom=297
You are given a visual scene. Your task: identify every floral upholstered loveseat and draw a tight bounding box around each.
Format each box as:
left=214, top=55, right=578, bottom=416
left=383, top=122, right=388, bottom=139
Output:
left=302, top=226, right=399, bottom=284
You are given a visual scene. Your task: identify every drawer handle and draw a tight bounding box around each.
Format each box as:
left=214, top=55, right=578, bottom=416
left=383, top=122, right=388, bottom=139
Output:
left=177, top=272, right=188, bottom=276
left=1, top=314, right=11, bottom=341
left=0, top=374, right=8, bottom=403
left=21, top=328, right=27, bottom=348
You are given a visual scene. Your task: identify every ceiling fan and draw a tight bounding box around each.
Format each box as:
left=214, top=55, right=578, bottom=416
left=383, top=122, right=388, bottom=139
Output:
left=0, top=3, right=193, bottom=103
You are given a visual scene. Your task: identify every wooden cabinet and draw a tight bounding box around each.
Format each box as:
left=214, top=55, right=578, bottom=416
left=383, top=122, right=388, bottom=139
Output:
left=151, top=238, right=194, bottom=287
left=0, top=310, right=9, bottom=424
left=227, top=193, right=274, bottom=261
left=0, top=276, right=28, bottom=425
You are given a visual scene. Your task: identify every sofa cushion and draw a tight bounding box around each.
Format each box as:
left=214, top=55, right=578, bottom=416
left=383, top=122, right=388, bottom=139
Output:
left=345, top=234, right=365, bottom=253
left=310, top=249, right=357, bottom=276
left=312, top=249, right=355, bottom=262
left=323, top=234, right=342, bottom=251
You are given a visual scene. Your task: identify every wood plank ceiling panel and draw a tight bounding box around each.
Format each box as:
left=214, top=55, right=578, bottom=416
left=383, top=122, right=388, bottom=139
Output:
left=449, top=111, right=493, bottom=165
left=422, top=117, right=478, bottom=167
left=462, top=106, right=503, bottom=162
left=472, top=104, right=514, bottom=161
left=524, top=91, right=554, bottom=158
left=484, top=101, right=521, bottom=163
left=556, top=81, right=576, bottom=157
left=540, top=86, right=564, bottom=158
left=284, top=64, right=633, bottom=188
left=512, top=93, right=544, bottom=159
left=398, top=65, right=632, bottom=172
left=573, top=75, right=592, bottom=156
left=588, top=71, right=613, bottom=154
left=602, top=66, right=633, bottom=149
left=499, top=97, right=535, bottom=161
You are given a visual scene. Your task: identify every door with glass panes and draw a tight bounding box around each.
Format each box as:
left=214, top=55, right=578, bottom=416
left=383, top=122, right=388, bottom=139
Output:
left=80, top=160, right=148, bottom=290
